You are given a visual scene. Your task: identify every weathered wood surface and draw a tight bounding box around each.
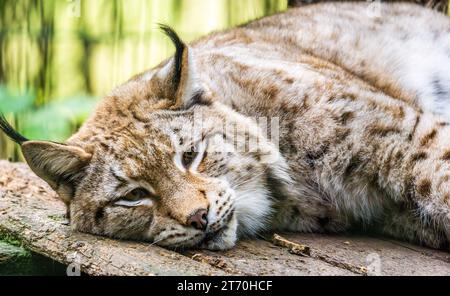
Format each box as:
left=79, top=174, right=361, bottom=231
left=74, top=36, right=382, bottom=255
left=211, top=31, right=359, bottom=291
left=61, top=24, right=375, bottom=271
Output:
left=0, top=160, right=449, bottom=275
left=0, top=161, right=227, bottom=276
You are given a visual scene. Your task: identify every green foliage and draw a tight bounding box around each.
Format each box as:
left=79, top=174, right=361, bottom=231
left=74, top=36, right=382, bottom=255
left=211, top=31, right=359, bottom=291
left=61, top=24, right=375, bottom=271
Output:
left=0, top=231, right=22, bottom=247
left=0, top=0, right=288, bottom=161
left=0, top=239, right=67, bottom=276
left=0, top=84, right=98, bottom=144
left=21, top=95, right=97, bottom=141
left=0, top=241, right=30, bottom=259
left=0, top=86, right=34, bottom=114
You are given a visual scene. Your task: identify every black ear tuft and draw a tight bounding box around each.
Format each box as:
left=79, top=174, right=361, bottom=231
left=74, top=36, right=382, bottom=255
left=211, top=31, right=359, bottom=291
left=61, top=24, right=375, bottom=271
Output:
left=158, top=24, right=186, bottom=89
left=0, top=113, right=29, bottom=144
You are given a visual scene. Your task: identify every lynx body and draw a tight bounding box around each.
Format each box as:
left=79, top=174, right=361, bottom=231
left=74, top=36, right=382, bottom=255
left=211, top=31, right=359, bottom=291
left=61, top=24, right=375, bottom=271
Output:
left=1, top=2, right=450, bottom=249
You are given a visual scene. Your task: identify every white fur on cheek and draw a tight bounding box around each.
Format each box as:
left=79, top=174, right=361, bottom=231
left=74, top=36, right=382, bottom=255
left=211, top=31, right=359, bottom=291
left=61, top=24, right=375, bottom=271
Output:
left=234, top=186, right=273, bottom=237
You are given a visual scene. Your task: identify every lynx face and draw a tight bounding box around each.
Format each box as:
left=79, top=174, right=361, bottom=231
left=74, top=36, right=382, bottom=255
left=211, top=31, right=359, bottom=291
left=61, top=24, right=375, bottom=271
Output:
left=0, top=27, right=290, bottom=250
left=69, top=105, right=286, bottom=250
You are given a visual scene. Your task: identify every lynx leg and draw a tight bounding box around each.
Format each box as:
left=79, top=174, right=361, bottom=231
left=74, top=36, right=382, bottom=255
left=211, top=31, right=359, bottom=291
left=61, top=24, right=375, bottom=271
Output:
left=381, top=206, right=448, bottom=249
left=408, top=154, right=450, bottom=247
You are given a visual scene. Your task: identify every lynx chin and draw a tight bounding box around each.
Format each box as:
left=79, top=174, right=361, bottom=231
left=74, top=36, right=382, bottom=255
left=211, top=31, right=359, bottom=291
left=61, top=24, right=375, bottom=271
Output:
left=1, top=2, right=450, bottom=250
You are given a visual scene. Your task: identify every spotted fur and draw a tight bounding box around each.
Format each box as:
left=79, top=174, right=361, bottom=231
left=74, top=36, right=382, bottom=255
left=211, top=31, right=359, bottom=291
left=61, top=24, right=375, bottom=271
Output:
left=1, top=2, right=450, bottom=250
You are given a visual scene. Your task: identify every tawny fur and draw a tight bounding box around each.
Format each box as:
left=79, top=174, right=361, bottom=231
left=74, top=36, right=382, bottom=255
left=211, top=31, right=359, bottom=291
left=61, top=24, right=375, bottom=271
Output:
left=2, top=2, right=450, bottom=250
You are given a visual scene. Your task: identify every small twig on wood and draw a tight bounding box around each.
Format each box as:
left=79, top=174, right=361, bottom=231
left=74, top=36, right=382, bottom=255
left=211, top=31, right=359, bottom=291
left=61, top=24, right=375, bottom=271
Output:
left=272, top=234, right=368, bottom=275
left=272, top=234, right=311, bottom=256
left=190, top=253, right=243, bottom=275
left=311, top=252, right=368, bottom=275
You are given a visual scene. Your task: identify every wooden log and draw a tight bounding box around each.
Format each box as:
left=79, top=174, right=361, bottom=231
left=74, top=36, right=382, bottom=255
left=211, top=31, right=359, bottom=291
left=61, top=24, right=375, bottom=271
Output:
left=0, top=161, right=228, bottom=276
left=280, top=233, right=450, bottom=275
left=1, top=160, right=449, bottom=275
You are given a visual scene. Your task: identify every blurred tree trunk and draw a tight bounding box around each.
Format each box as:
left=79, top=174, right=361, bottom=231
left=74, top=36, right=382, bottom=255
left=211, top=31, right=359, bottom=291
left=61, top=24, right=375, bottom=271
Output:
left=0, top=1, right=6, bottom=84
left=35, top=0, right=55, bottom=105
left=78, top=11, right=94, bottom=94
left=288, top=0, right=449, bottom=14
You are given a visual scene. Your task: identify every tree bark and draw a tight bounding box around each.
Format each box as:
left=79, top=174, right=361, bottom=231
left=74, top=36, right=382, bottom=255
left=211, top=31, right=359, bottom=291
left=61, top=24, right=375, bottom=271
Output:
left=0, top=161, right=226, bottom=276
left=0, top=160, right=449, bottom=275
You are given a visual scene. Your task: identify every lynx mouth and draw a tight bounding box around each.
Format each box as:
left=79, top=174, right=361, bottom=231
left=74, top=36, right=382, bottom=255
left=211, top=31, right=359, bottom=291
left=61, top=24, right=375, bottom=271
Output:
left=197, top=210, right=236, bottom=247
left=197, top=228, right=225, bottom=247
left=202, top=228, right=223, bottom=243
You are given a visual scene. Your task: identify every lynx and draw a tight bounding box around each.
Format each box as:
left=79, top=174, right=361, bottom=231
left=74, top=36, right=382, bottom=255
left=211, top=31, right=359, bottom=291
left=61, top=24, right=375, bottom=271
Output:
left=1, top=2, right=450, bottom=250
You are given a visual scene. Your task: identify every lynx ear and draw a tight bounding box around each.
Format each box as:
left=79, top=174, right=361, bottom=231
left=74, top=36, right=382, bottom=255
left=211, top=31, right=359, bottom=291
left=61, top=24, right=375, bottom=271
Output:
left=21, top=141, right=91, bottom=192
left=0, top=114, right=91, bottom=207
left=156, top=25, right=208, bottom=108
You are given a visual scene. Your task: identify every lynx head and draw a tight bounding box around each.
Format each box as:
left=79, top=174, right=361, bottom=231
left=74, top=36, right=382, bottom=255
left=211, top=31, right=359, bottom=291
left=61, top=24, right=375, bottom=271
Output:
left=0, top=26, right=291, bottom=250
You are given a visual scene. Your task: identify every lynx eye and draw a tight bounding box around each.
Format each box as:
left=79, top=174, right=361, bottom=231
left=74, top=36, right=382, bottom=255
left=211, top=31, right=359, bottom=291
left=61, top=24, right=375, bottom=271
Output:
left=114, top=188, right=153, bottom=207
left=182, top=148, right=198, bottom=168
left=174, top=141, right=207, bottom=172
left=125, top=188, right=150, bottom=201
left=181, top=141, right=207, bottom=172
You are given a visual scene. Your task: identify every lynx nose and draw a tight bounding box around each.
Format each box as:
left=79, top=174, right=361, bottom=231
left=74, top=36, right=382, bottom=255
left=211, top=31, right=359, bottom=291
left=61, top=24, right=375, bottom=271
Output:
left=187, top=209, right=208, bottom=230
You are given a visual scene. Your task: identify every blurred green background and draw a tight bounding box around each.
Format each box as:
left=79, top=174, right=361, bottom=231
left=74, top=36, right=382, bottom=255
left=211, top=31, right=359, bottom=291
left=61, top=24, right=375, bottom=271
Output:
left=0, top=0, right=288, bottom=161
